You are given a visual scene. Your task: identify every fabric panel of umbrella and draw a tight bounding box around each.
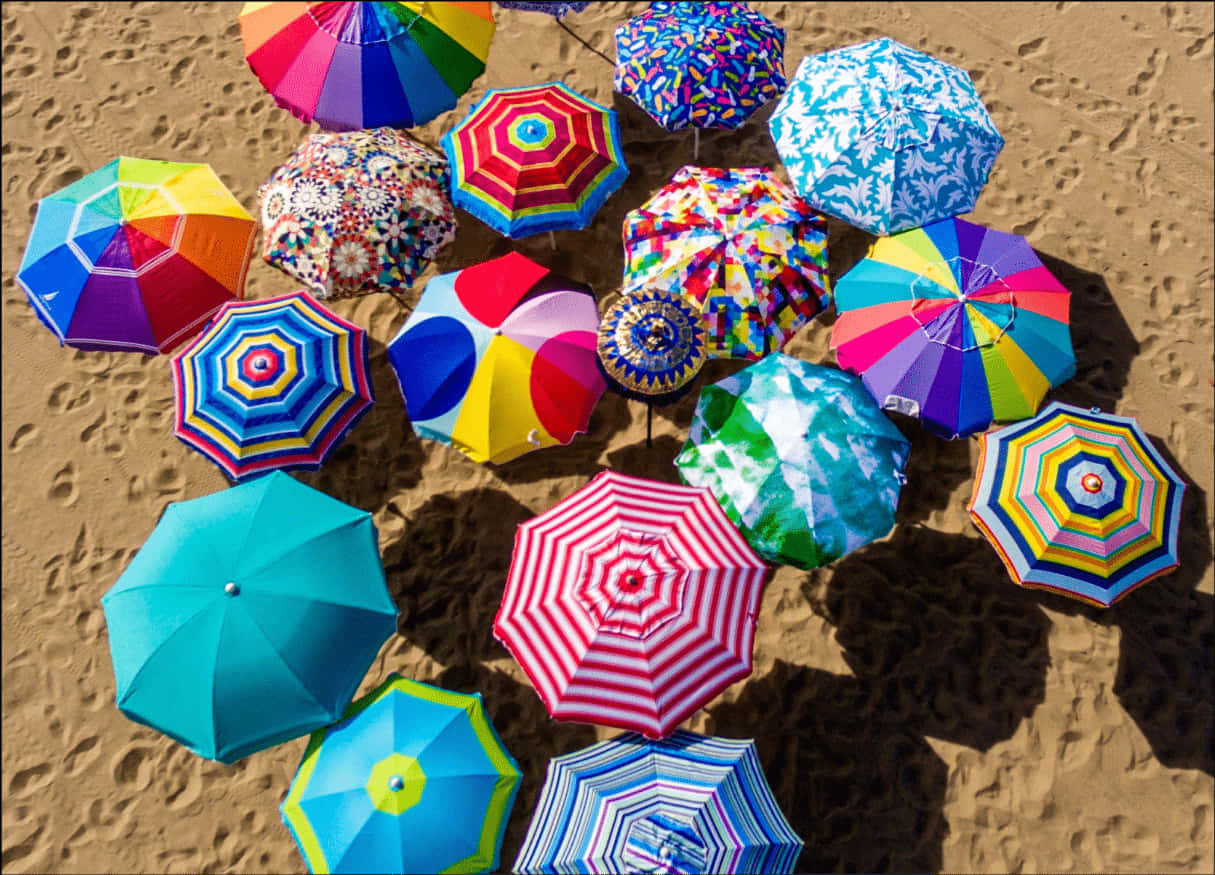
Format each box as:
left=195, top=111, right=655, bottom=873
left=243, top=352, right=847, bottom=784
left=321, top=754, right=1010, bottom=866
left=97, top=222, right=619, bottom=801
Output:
left=968, top=401, right=1186, bottom=607
left=831, top=216, right=1076, bottom=439
left=16, top=156, right=256, bottom=354
left=239, top=1, right=496, bottom=130
left=100, top=471, right=398, bottom=764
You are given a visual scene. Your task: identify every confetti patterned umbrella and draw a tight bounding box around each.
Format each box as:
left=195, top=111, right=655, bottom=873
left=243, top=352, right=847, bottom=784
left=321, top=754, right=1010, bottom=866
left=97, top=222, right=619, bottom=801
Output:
left=494, top=471, right=768, bottom=739
left=623, top=165, right=830, bottom=360
left=282, top=675, right=521, bottom=874
left=101, top=472, right=398, bottom=764
left=441, top=82, right=628, bottom=239
left=239, top=1, right=496, bottom=130
left=171, top=291, right=374, bottom=481
left=968, top=402, right=1186, bottom=607
left=676, top=354, right=911, bottom=570
left=16, top=156, right=256, bottom=354
left=831, top=217, right=1076, bottom=439
left=769, top=36, right=1004, bottom=236
left=259, top=128, right=456, bottom=299
left=387, top=252, right=606, bottom=464
left=614, top=1, right=786, bottom=137
left=496, top=1, right=588, bottom=17
left=514, top=730, right=802, bottom=875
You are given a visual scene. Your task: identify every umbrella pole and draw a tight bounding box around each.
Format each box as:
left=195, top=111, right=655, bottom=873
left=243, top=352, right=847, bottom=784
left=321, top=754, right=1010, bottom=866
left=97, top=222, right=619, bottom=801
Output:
left=646, top=403, right=653, bottom=448
left=693, top=127, right=700, bottom=161
left=548, top=230, right=557, bottom=250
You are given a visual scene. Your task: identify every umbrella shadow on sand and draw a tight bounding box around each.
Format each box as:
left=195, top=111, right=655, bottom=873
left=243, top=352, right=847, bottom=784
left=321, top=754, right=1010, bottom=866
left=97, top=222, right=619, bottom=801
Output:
left=712, top=527, right=1054, bottom=873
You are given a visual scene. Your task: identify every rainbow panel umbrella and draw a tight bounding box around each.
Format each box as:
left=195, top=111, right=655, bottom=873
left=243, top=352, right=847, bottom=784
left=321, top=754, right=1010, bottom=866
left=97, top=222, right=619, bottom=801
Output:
left=387, top=251, right=606, bottom=464
left=496, top=1, right=588, bottom=17
left=675, top=354, right=911, bottom=570
left=831, top=217, right=1076, bottom=439
left=614, top=1, right=786, bottom=156
left=514, top=730, right=802, bottom=874
left=441, top=82, right=628, bottom=239
left=100, top=472, right=398, bottom=764
left=968, top=402, right=1186, bottom=607
left=239, top=2, right=496, bottom=130
left=282, top=674, right=521, bottom=874
left=769, top=37, right=1003, bottom=236
left=171, top=290, right=374, bottom=481
left=16, top=157, right=256, bottom=354
left=259, top=128, right=456, bottom=299
left=494, top=471, right=768, bottom=739
left=623, top=165, right=830, bottom=360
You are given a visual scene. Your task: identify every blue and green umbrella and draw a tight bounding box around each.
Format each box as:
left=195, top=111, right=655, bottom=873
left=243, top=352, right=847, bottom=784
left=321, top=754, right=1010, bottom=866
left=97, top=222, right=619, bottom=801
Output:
left=281, top=674, right=521, bottom=874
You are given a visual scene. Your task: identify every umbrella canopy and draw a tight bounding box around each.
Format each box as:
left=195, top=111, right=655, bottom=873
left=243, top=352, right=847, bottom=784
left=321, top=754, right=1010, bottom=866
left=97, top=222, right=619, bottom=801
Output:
left=441, top=82, right=628, bottom=238
left=100, top=472, right=398, bottom=764
left=676, top=354, right=911, bottom=570
left=494, top=470, right=768, bottom=738
left=387, top=251, right=605, bottom=464
left=281, top=674, right=521, bottom=874
left=514, top=730, right=802, bottom=874
left=259, top=128, right=456, bottom=299
left=831, top=217, right=1076, bottom=439
left=968, top=402, right=1186, bottom=607
left=623, top=165, right=830, bottom=360
left=496, top=1, right=588, bottom=17
left=596, top=288, right=707, bottom=404
left=239, top=1, right=496, bottom=130
left=171, top=290, right=374, bottom=480
left=614, top=1, right=786, bottom=132
left=16, top=156, right=256, bottom=354
left=769, top=36, right=1003, bottom=236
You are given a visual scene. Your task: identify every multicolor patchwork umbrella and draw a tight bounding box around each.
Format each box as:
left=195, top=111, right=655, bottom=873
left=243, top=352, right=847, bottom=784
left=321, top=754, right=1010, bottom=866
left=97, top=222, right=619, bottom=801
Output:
left=769, top=36, right=1003, bottom=236
left=494, top=471, right=768, bottom=738
left=16, top=156, right=256, bottom=354
left=239, top=1, right=496, bottom=130
left=441, top=82, right=628, bottom=239
left=171, top=291, right=374, bottom=481
left=514, top=730, right=802, bottom=874
left=496, top=1, right=588, bottom=17
left=259, top=128, right=456, bottom=299
left=100, top=471, right=398, bottom=764
left=831, top=217, right=1076, bottom=439
left=676, top=354, right=912, bottom=570
left=281, top=674, right=521, bottom=874
left=623, top=165, right=830, bottom=360
left=615, top=1, right=785, bottom=156
left=968, top=402, right=1186, bottom=607
left=387, top=252, right=605, bottom=464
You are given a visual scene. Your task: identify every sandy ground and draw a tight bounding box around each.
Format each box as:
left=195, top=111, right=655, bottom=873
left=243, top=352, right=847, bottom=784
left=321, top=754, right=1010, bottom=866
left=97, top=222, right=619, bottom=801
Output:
left=2, top=2, right=1213, bottom=873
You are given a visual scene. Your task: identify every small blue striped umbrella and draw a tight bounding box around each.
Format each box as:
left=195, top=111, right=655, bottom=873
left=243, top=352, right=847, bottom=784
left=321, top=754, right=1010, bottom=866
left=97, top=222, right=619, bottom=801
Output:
left=514, top=730, right=802, bottom=874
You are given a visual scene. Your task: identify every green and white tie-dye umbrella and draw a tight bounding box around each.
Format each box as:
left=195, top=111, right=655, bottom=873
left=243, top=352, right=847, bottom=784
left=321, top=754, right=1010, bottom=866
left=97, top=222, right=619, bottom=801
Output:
left=675, top=353, right=912, bottom=569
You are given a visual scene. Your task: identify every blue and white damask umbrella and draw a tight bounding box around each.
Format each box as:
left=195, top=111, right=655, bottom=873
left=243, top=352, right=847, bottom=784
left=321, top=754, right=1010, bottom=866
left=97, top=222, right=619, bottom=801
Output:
left=514, top=730, right=802, bottom=874
left=768, top=37, right=1003, bottom=236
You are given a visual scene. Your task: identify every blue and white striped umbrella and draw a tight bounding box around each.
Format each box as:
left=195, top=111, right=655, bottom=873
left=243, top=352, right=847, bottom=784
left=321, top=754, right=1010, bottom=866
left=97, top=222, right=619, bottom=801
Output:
left=514, top=730, right=802, bottom=874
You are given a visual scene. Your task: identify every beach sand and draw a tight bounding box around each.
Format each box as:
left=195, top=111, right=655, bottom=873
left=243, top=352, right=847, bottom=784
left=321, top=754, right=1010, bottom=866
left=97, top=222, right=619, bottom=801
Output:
left=2, top=2, right=1212, bottom=872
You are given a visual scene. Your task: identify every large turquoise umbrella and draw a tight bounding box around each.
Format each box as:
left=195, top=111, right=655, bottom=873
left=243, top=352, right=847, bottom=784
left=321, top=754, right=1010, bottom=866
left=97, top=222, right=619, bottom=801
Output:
left=100, top=471, right=398, bottom=764
left=675, top=354, right=912, bottom=569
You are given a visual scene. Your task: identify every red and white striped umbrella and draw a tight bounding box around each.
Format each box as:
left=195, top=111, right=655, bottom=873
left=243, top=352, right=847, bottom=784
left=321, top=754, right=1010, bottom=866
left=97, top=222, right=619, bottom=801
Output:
left=494, top=470, right=769, bottom=738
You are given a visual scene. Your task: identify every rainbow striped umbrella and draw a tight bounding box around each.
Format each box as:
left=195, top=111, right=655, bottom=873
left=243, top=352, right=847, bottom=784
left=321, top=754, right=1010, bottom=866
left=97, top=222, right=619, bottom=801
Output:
left=239, top=2, right=496, bottom=130
left=494, top=471, right=768, bottom=739
left=514, top=730, right=802, bottom=874
left=172, top=291, right=374, bottom=480
left=16, top=157, right=256, bottom=354
left=832, top=217, right=1076, bottom=439
left=441, top=82, right=628, bottom=239
left=968, top=402, right=1186, bottom=607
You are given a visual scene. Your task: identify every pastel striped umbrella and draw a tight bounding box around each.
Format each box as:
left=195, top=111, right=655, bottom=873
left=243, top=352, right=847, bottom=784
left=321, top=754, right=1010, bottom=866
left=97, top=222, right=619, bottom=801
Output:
left=441, top=82, right=628, bottom=239
left=514, top=730, right=802, bottom=874
left=387, top=252, right=606, bottom=464
left=239, top=2, right=496, bottom=130
left=831, top=217, right=1076, bottom=439
left=172, top=290, right=374, bottom=480
left=968, top=402, right=1186, bottom=607
left=493, top=471, right=768, bottom=739
left=282, top=674, right=521, bottom=874
left=16, top=157, right=256, bottom=354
